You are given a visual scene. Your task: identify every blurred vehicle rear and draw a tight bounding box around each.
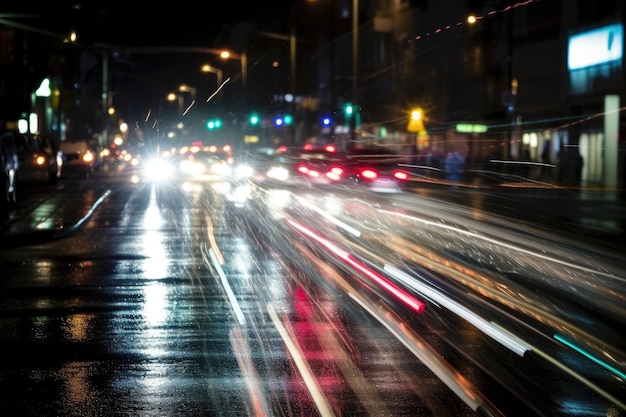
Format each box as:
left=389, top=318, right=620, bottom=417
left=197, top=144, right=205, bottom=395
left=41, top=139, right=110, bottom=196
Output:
left=265, top=143, right=348, bottom=185
left=0, top=131, right=19, bottom=216
left=60, top=140, right=100, bottom=177
left=12, top=132, right=63, bottom=184
left=345, top=147, right=410, bottom=192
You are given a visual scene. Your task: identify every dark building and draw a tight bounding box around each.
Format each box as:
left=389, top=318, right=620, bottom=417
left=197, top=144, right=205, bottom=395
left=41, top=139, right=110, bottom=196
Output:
left=2, top=1, right=624, bottom=189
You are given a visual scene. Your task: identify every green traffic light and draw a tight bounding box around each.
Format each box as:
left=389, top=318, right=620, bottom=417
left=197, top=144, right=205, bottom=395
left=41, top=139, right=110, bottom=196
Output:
left=249, top=114, right=259, bottom=125
left=284, top=114, right=293, bottom=125
left=344, top=104, right=353, bottom=115
left=207, top=119, right=222, bottom=130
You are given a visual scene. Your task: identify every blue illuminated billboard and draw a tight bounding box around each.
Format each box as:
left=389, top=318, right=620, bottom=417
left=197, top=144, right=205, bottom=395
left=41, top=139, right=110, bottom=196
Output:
left=568, top=23, right=623, bottom=70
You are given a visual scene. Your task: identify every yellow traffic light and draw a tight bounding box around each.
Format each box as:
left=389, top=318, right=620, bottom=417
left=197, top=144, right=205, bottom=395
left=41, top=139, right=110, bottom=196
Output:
left=408, top=107, right=425, bottom=133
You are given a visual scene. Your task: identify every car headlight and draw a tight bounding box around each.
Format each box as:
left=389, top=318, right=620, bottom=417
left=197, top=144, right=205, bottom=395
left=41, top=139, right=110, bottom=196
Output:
left=143, top=158, right=175, bottom=182
left=267, top=166, right=289, bottom=181
left=234, top=164, right=254, bottom=178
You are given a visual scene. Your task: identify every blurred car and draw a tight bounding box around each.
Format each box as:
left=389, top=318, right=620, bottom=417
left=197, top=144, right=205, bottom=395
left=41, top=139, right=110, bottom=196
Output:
left=12, top=132, right=63, bottom=184
left=265, top=144, right=349, bottom=185
left=177, top=151, right=232, bottom=182
left=263, top=144, right=410, bottom=192
left=60, top=140, right=100, bottom=177
left=0, top=131, right=19, bottom=214
left=344, top=148, right=411, bottom=193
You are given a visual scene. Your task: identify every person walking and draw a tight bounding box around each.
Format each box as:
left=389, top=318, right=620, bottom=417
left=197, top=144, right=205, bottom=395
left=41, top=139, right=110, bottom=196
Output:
left=540, top=140, right=551, bottom=179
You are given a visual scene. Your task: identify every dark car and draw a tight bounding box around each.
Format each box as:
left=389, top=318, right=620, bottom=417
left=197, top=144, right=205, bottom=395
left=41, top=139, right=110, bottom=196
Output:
left=13, top=133, right=63, bottom=184
left=344, top=148, right=411, bottom=193
left=265, top=144, right=349, bottom=185
left=0, top=131, right=19, bottom=215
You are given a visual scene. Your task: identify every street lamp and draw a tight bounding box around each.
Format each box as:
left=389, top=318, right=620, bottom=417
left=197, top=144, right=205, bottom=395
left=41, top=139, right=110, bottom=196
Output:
left=167, top=92, right=183, bottom=114
left=178, top=84, right=196, bottom=101
left=349, top=0, right=359, bottom=147
left=220, top=50, right=247, bottom=90
left=201, top=64, right=224, bottom=89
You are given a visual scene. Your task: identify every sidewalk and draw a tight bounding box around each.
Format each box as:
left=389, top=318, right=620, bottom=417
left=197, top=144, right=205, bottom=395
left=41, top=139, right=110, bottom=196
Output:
left=0, top=187, right=111, bottom=248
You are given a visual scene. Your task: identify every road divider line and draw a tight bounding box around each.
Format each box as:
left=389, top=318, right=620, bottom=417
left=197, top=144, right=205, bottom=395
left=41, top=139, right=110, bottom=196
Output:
left=267, top=303, right=336, bottom=417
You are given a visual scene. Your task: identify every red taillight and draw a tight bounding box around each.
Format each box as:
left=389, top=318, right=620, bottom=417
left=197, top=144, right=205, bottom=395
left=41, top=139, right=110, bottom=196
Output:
left=326, top=166, right=345, bottom=181
left=393, top=171, right=409, bottom=181
left=324, top=144, right=337, bottom=153
left=359, top=168, right=378, bottom=180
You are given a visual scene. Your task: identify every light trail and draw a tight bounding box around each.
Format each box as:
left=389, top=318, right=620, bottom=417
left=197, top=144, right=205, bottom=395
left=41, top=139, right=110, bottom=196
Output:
left=288, top=219, right=426, bottom=314
left=384, top=265, right=531, bottom=356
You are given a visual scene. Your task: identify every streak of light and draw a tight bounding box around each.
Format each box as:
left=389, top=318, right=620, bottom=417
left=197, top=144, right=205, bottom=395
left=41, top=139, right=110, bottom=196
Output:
left=208, top=247, right=246, bottom=325
left=375, top=227, right=625, bottom=375
left=347, top=292, right=504, bottom=416
left=306, top=303, right=390, bottom=415
left=295, top=195, right=361, bottom=237
left=229, top=327, right=271, bottom=417
left=288, top=220, right=426, bottom=314
left=554, top=333, right=626, bottom=380
left=379, top=208, right=623, bottom=283
left=205, top=214, right=224, bottom=265
left=266, top=189, right=293, bottom=218
left=206, top=77, right=230, bottom=103
left=384, top=265, right=531, bottom=356
left=267, top=304, right=337, bottom=417
left=182, top=99, right=195, bottom=116
left=490, top=322, right=626, bottom=412
left=289, top=238, right=485, bottom=414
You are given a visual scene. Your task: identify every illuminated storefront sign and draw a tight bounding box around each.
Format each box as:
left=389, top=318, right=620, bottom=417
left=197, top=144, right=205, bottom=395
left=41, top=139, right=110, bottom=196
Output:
left=568, top=23, right=623, bottom=70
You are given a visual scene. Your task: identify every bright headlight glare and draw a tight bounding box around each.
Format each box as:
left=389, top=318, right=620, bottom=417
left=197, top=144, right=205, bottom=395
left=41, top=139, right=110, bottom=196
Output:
left=144, top=158, right=175, bottom=182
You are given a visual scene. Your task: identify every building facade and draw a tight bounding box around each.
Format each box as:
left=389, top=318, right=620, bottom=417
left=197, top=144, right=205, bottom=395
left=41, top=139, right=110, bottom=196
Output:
left=315, top=0, right=624, bottom=188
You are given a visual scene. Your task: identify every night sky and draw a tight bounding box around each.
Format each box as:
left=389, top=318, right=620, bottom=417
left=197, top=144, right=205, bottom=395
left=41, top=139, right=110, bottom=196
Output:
left=2, top=1, right=297, bottom=46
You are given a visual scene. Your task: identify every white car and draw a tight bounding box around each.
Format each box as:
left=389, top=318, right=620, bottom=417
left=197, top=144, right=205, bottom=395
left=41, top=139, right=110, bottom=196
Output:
left=60, top=140, right=100, bottom=177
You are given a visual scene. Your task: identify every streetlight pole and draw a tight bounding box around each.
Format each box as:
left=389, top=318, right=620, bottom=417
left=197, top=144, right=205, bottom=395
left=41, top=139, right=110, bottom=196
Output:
left=177, top=84, right=196, bottom=116
left=167, top=92, right=183, bottom=115
left=201, top=65, right=224, bottom=90
left=350, top=0, right=358, bottom=148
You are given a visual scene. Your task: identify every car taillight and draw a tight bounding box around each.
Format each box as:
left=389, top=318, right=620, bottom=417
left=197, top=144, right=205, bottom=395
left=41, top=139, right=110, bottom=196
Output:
left=34, top=155, right=47, bottom=166
left=326, top=166, right=345, bottom=181
left=393, top=171, right=409, bottom=181
left=82, top=152, right=95, bottom=163
left=297, top=165, right=310, bottom=174
left=359, top=168, right=378, bottom=180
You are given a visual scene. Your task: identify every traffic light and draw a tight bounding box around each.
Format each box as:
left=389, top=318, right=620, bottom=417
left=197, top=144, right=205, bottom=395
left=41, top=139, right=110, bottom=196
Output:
left=344, top=103, right=353, bottom=116
left=249, top=114, right=260, bottom=126
left=407, top=107, right=425, bottom=134
left=206, top=119, right=222, bottom=130
left=274, top=115, right=292, bottom=126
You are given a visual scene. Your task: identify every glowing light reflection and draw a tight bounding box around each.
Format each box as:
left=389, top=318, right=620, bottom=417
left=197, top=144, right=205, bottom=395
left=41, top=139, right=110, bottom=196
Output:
left=288, top=220, right=425, bottom=314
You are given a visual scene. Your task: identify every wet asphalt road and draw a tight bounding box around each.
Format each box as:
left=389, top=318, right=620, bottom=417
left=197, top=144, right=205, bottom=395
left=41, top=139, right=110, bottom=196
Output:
left=0, top=167, right=625, bottom=416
